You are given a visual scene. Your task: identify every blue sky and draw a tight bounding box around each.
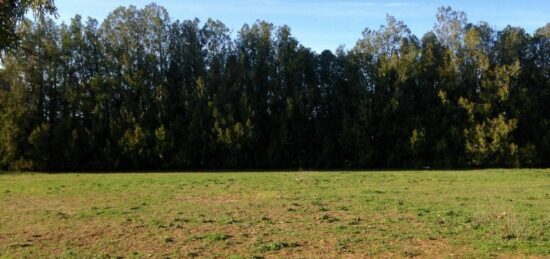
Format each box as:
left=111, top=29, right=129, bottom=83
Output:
left=54, top=0, right=550, bottom=52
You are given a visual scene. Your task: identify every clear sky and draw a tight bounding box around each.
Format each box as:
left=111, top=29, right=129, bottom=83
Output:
left=53, top=0, right=550, bottom=52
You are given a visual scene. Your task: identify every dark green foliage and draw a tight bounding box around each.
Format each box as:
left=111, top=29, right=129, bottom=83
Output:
left=0, top=0, right=57, bottom=54
left=0, top=5, right=549, bottom=170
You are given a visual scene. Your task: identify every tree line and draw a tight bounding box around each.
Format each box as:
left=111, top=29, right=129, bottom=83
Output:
left=0, top=4, right=549, bottom=170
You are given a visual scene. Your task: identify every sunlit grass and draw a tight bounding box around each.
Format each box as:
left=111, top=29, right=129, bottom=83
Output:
left=1, top=170, right=549, bottom=258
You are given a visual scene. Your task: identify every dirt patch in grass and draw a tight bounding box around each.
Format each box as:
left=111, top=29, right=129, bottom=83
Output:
left=408, top=238, right=461, bottom=257
left=370, top=238, right=470, bottom=258
left=175, top=194, right=242, bottom=204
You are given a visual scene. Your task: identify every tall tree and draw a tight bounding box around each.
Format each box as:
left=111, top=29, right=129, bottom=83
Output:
left=0, top=0, right=57, bottom=55
left=1, top=4, right=549, bottom=170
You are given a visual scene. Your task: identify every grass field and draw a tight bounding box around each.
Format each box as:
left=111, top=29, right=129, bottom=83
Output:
left=1, top=170, right=549, bottom=258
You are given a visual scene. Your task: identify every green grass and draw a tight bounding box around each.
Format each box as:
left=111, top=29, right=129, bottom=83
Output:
left=0, top=170, right=549, bottom=258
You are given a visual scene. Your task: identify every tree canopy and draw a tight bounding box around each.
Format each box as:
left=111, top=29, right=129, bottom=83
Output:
left=0, top=4, right=549, bottom=170
left=0, top=0, right=57, bottom=55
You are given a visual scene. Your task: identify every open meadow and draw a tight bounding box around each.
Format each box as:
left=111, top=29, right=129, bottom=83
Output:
left=1, top=170, right=549, bottom=258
